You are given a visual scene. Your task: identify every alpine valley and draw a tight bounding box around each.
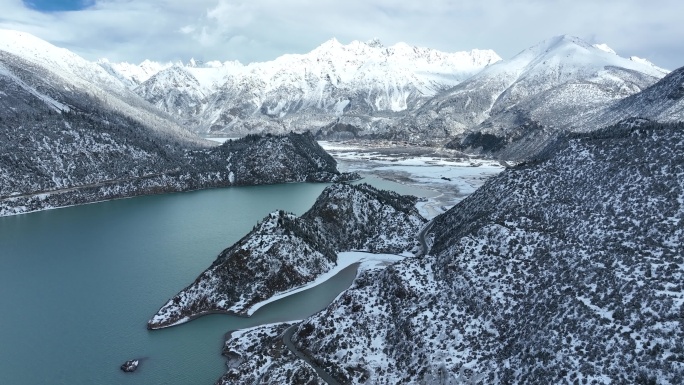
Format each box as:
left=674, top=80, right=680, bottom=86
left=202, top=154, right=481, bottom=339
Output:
left=2, top=27, right=684, bottom=385
left=0, top=30, right=355, bottom=216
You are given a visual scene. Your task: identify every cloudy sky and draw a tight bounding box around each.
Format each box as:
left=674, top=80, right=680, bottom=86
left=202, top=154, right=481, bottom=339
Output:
left=3, top=0, right=683, bottom=69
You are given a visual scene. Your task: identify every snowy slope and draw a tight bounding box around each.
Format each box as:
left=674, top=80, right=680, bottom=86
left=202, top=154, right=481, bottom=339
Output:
left=0, top=29, right=202, bottom=143
left=590, top=65, right=684, bottom=127
left=105, top=39, right=501, bottom=135
left=223, top=121, right=684, bottom=384
left=0, top=30, right=130, bottom=96
left=400, top=35, right=669, bottom=150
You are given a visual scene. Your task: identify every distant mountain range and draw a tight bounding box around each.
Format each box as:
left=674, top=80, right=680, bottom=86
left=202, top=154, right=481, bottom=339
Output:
left=97, top=34, right=681, bottom=159
left=99, top=38, right=501, bottom=137
left=1, top=28, right=682, bottom=216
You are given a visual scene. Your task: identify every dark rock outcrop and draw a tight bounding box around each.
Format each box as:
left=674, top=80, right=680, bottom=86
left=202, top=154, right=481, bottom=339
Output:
left=120, top=359, right=139, bottom=373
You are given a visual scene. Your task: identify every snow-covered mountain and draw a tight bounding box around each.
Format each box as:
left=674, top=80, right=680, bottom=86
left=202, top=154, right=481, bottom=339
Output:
left=589, top=65, right=684, bottom=128
left=98, top=58, right=176, bottom=87
left=108, top=35, right=671, bottom=149
left=218, top=121, right=684, bottom=384
left=0, top=30, right=352, bottom=216
left=397, top=35, right=670, bottom=152
left=102, top=39, right=501, bottom=136
left=446, top=63, right=683, bottom=161
left=0, top=29, right=201, bottom=143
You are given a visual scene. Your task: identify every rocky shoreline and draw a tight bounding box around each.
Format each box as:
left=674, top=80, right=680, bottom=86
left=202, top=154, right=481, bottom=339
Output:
left=0, top=169, right=357, bottom=217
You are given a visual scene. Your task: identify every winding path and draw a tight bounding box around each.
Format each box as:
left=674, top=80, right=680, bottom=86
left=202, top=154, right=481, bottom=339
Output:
left=0, top=169, right=180, bottom=201
left=417, top=219, right=434, bottom=257
left=282, top=324, right=343, bottom=385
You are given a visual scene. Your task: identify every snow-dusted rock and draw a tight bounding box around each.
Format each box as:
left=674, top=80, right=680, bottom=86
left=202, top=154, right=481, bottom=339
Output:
left=120, top=359, right=139, bottom=373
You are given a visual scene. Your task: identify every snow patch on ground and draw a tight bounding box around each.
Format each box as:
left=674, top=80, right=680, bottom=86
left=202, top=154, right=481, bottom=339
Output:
left=319, top=141, right=504, bottom=219
left=205, top=137, right=240, bottom=143
left=247, top=251, right=404, bottom=315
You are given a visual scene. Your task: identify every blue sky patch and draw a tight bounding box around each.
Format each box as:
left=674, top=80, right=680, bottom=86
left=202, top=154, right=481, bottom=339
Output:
left=24, top=0, right=95, bottom=13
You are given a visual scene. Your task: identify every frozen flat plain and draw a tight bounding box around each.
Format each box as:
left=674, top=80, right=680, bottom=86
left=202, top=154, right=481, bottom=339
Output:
left=319, top=140, right=505, bottom=219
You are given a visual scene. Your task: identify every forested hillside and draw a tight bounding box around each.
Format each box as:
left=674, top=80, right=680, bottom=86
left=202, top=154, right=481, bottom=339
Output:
left=220, top=122, right=684, bottom=384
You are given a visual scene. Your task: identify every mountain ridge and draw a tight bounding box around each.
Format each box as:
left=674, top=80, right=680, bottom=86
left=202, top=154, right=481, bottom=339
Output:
left=99, top=38, right=502, bottom=136
left=430, top=34, right=670, bottom=157
left=0, top=29, right=205, bottom=144
left=105, top=34, right=670, bottom=145
left=79, top=33, right=682, bottom=152
left=588, top=65, right=684, bottom=127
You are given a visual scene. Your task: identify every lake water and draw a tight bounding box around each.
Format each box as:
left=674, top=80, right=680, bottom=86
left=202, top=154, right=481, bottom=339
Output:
left=0, top=183, right=370, bottom=385
left=0, top=163, right=445, bottom=385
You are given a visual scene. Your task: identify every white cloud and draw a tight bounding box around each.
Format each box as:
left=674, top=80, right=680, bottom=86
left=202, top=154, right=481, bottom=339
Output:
left=179, top=25, right=195, bottom=34
left=0, top=0, right=682, bottom=69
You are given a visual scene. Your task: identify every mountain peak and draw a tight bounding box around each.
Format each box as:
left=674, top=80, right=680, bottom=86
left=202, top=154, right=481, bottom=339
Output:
left=308, top=38, right=347, bottom=56
left=365, top=38, right=384, bottom=48
left=503, top=34, right=666, bottom=79
left=0, top=29, right=74, bottom=62
left=318, top=37, right=342, bottom=49
left=499, top=35, right=590, bottom=65
left=187, top=58, right=199, bottom=67
left=543, top=34, right=593, bottom=52
left=0, top=29, right=42, bottom=45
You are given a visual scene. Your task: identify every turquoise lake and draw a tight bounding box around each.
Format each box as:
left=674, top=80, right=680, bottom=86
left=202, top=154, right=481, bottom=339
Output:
left=0, top=176, right=435, bottom=384
left=0, top=183, right=357, bottom=385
